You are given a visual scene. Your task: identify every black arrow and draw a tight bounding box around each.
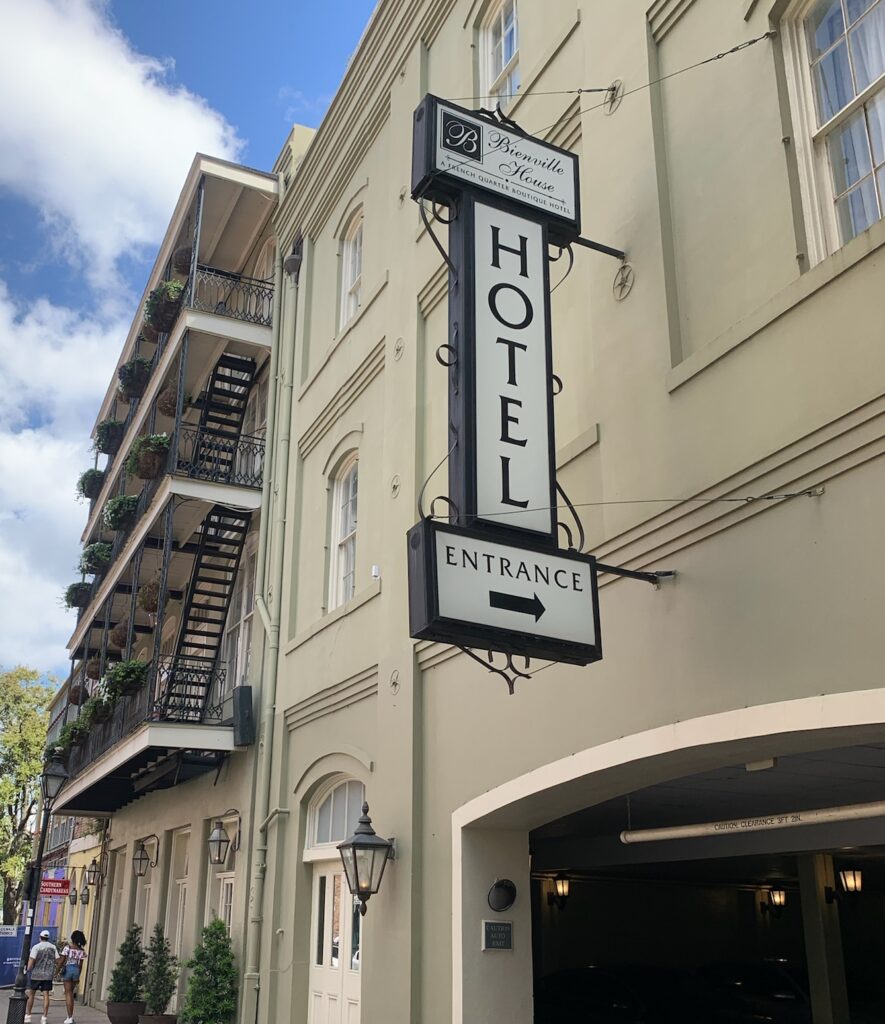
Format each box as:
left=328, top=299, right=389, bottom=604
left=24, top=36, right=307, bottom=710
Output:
left=489, top=590, right=546, bottom=621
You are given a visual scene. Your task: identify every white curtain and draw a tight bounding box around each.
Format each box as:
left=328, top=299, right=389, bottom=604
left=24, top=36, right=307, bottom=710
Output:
left=850, top=2, right=885, bottom=91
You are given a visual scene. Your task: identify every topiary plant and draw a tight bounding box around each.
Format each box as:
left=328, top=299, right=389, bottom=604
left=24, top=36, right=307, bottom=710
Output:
left=77, top=468, right=105, bottom=501
left=143, top=924, right=178, bottom=1016
left=179, top=918, right=237, bottom=1024
left=103, top=494, right=139, bottom=531
left=107, top=923, right=146, bottom=1003
left=64, top=582, right=92, bottom=609
left=125, top=434, right=170, bottom=480
left=80, top=542, right=113, bottom=574
left=144, top=280, right=185, bottom=332
left=106, top=659, right=149, bottom=700
left=95, top=419, right=125, bottom=456
left=118, top=357, right=153, bottom=400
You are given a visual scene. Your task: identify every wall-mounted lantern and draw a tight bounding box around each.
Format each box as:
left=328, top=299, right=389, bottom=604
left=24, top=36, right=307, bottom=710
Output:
left=208, top=810, right=241, bottom=866
left=827, top=868, right=862, bottom=903
left=337, top=803, right=394, bottom=916
left=547, top=873, right=570, bottom=911
left=133, top=835, right=159, bottom=878
left=79, top=878, right=90, bottom=905
left=68, top=869, right=78, bottom=906
left=86, top=858, right=100, bottom=886
left=761, top=888, right=786, bottom=916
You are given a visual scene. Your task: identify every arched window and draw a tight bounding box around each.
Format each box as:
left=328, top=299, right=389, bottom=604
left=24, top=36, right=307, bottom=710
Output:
left=311, top=778, right=366, bottom=849
left=339, top=211, right=363, bottom=328
left=328, top=453, right=358, bottom=609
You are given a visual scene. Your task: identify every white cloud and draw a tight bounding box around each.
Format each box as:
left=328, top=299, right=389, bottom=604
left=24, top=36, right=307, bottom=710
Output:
left=0, top=0, right=244, bottom=283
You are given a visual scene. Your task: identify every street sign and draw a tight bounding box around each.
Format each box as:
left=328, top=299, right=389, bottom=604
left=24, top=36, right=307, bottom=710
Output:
left=38, top=878, right=69, bottom=897
left=408, top=519, right=602, bottom=665
left=411, top=95, right=580, bottom=243
left=482, top=920, right=514, bottom=951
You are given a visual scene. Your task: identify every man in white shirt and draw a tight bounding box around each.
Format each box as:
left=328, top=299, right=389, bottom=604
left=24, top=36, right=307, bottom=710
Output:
left=25, top=929, right=61, bottom=1024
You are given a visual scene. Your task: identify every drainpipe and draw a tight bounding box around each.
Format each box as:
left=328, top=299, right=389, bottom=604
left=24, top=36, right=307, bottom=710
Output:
left=243, top=237, right=298, bottom=1021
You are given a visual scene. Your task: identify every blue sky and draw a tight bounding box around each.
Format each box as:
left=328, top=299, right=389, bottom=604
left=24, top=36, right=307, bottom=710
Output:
left=0, top=0, right=376, bottom=679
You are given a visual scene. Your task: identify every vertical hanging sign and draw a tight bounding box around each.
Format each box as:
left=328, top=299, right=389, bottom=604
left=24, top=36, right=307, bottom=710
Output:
left=408, top=95, right=602, bottom=669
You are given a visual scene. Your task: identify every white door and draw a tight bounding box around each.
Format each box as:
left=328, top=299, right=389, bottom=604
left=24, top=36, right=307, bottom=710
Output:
left=169, top=881, right=188, bottom=1012
left=308, top=862, right=361, bottom=1024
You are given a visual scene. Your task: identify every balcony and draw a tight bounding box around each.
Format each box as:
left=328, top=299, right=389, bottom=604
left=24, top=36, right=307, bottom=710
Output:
left=55, top=657, right=242, bottom=816
left=187, top=265, right=273, bottom=327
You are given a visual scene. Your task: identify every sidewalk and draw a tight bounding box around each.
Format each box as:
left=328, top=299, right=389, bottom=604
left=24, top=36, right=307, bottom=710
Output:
left=1, top=989, right=106, bottom=1024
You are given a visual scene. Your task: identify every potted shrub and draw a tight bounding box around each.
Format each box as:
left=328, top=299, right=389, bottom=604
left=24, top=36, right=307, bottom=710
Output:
left=139, top=924, right=179, bottom=1024
left=107, top=923, right=147, bottom=1024
left=179, top=919, right=237, bottom=1024
left=84, top=656, right=101, bottom=681
left=144, top=280, right=185, bottom=333
left=80, top=541, right=112, bottom=575
left=106, top=660, right=149, bottom=699
left=104, top=494, right=139, bottom=532
left=64, top=582, right=92, bottom=610
left=76, top=468, right=105, bottom=501
left=125, top=435, right=170, bottom=480
left=110, top=620, right=129, bottom=650
left=172, top=245, right=193, bottom=276
left=95, top=419, right=126, bottom=456
left=119, top=357, right=153, bottom=401
left=138, top=580, right=160, bottom=614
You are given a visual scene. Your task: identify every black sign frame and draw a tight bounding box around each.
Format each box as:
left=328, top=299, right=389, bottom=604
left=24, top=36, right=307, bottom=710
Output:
left=411, top=94, right=581, bottom=246
left=407, top=517, right=602, bottom=667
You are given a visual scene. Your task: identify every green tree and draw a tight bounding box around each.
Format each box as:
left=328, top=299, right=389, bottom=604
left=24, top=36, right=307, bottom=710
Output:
left=0, top=666, right=55, bottom=924
left=107, top=923, right=146, bottom=1002
left=179, top=918, right=237, bottom=1024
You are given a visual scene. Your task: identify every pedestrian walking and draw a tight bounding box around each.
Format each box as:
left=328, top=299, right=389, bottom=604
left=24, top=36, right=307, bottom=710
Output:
left=59, top=931, right=87, bottom=1024
left=24, top=929, right=60, bottom=1024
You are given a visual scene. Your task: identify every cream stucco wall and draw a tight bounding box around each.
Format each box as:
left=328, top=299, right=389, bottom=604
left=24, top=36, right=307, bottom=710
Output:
left=252, top=1, right=885, bottom=1022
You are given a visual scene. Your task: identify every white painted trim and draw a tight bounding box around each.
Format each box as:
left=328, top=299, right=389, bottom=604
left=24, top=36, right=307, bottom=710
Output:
left=451, top=687, right=885, bottom=1024
left=54, top=722, right=235, bottom=812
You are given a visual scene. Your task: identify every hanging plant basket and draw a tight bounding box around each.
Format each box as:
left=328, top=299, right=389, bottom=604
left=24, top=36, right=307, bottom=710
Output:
left=144, top=280, right=185, bottom=333
left=90, top=697, right=113, bottom=723
left=110, top=620, right=129, bottom=650
left=85, top=657, right=101, bottom=680
left=172, top=245, right=193, bottom=276
left=68, top=681, right=88, bottom=706
left=103, top=494, right=139, bottom=532
left=64, top=582, right=93, bottom=609
left=155, top=385, right=178, bottom=418
left=80, top=542, right=113, bottom=575
left=138, top=580, right=160, bottom=614
left=77, top=468, right=106, bottom=501
left=118, top=357, right=153, bottom=401
left=125, top=434, right=170, bottom=480
left=95, top=419, right=126, bottom=456
left=106, top=659, right=149, bottom=699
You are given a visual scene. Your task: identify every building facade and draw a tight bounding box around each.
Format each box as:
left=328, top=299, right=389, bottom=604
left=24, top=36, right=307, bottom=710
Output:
left=247, top=1, right=885, bottom=1023
left=50, top=154, right=278, bottom=1010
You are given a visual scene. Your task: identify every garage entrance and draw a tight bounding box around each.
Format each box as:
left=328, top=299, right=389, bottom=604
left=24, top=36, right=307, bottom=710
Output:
left=530, top=743, right=885, bottom=1023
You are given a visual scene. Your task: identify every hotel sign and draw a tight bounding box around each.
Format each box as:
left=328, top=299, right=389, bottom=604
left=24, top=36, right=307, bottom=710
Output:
left=408, top=95, right=601, bottom=675
left=412, top=96, right=580, bottom=243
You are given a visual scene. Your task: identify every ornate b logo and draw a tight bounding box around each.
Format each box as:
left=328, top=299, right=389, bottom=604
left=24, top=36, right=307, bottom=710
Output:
left=441, top=112, right=483, bottom=161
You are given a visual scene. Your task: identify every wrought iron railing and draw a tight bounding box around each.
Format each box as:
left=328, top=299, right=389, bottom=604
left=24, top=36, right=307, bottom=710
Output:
left=174, top=428, right=265, bottom=488
left=187, top=265, right=274, bottom=327
left=65, top=658, right=228, bottom=780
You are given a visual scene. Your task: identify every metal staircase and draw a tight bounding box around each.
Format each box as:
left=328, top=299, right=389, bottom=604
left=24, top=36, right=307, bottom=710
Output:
left=158, top=506, right=251, bottom=721
left=187, top=354, right=256, bottom=483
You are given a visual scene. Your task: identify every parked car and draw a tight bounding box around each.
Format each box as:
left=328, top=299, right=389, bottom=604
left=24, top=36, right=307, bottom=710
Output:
left=696, top=961, right=812, bottom=1024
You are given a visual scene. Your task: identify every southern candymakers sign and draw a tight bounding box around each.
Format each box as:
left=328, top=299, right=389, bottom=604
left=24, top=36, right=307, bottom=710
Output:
left=407, top=96, right=601, bottom=668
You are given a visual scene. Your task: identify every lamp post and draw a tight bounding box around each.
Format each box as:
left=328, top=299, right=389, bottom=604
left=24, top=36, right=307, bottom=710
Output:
left=6, top=755, right=68, bottom=1024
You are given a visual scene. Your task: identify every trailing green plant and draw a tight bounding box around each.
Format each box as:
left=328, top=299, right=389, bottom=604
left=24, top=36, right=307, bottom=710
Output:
left=118, top=357, right=153, bottom=400
left=144, top=280, right=185, bottom=331
left=103, top=494, right=139, bottom=531
left=107, top=923, right=146, bottom=1003
left=63, top=582, right=92, bottom=609
left=143, top=924, right=178, bottom=1015
left=95, top=419, right=125, bottom=455
left=76, top=468, right=105, bottom=501
left=138, top=579, right=160, bottom=613
left=57, top=716, right=89, bottom=752
left=105, top=660, right=149, bottom=700
left=124, top=434, right=170, bottom=480
left=79, top=542, right=113, bottom=575
left=83, top=688, right=114, bottom=724
left=179, top=918, right=237, bottom=1024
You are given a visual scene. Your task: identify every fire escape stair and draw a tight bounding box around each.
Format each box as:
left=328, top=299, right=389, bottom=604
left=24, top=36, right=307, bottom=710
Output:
left=186, top=353, right=256, bottom=483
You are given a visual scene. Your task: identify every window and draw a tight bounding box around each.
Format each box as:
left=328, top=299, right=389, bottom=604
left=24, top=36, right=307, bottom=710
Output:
left=794, top=0, right=885, bottom=248
left=223, top=547, right=256, bottom=693
left=219, top=875, right=235, bottom=933
left=328, top=456, right=358, bottom=610
left=339, top=214, right=363, bottom=328
left=312, top=779, right=366, bottom=847
left=483, top=0, right=520, bottom=105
